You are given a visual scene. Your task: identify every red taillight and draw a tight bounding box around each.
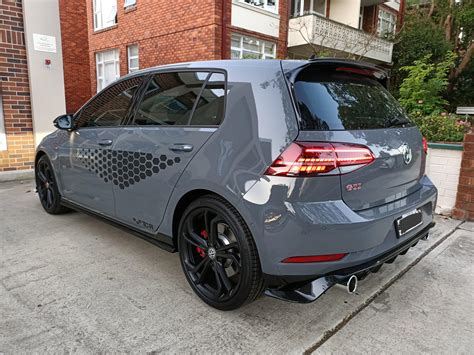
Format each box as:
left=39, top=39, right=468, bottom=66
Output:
left=422, top=137, right=428, bottom=154
left=282, top=253, right=348, bottom=263
left=265, top=142, right=375, bottom=177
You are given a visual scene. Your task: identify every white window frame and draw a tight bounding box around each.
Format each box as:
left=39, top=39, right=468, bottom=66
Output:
left=239, top=0, right=279, bottom=14
left=96, top=49, right=120, bottom=92
left=377, top=9, right=397, bottom=36
left=231, top=33, right=276, bottom=59
left=124, top=0, right=136, bottom=7
left=93, top=0, right=118, bottom=31
left=127, top=44, right=139, bottom=73
left=359, top=6, right=364, bottom=30
left=292, top=0, right=327, bottom=17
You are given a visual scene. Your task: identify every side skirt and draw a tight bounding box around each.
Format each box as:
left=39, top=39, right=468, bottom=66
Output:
left=61, top=199, right=176, bottom=253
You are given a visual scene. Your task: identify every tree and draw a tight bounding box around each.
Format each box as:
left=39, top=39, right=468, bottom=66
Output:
left=392, top=0, right=473, bottom=107
left=398, top=51, right=456, bottom=115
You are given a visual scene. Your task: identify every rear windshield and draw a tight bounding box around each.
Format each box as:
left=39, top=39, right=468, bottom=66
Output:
left=293, top=69, right=412, bottom=131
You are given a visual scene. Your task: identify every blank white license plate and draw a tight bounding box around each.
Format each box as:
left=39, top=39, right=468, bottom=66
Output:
left=396, top=209, right=423, bottom=237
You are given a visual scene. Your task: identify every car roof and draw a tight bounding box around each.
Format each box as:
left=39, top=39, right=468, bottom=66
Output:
left=121, top=58, right=386, bottom=80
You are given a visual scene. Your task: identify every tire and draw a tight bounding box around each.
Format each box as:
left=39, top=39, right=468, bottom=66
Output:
left=178, top=195, right=264, bottom=311
left=35, top=155, right=70, bottom=215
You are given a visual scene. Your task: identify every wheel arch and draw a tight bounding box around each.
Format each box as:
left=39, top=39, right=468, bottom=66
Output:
left=171, top=188, right=253, bottom=252
left=34, top=150, right=47, bottom=169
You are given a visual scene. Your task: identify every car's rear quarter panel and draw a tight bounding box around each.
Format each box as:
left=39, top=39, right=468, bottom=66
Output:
left=158, top=61, right=299, bottom=244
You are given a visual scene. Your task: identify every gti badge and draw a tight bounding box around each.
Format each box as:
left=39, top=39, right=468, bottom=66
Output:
left=399, top=143, right=412, bottom=165
left=346, top=183, right=362, bottom=192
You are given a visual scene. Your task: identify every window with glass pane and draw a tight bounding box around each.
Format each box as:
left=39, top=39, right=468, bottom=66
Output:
left=240, top=0, right=278, bottom=13
left=93, top=0, right=117, bottom=31
left=96, top=49, right=120, bottom=92
left=377, top=9, right=396, bottom=36
left=291, top=0, right=326, bottom=17
left=76, top=77, right=142, bottom=128
left=128, top=44, right=139, bottom=73
left=231, top=34, right=276, bottom=59
left=133, top=72, right=209, bottom=126
left=190, top=73, right=226, bottom=126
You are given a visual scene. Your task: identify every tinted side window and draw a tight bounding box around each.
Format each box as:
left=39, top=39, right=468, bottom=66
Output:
left=189, top=73, right=225, bottom=126
left=294, top=69, right=411, bottom=130
left=76, top=76, right=142, bottom=128
left=133, top=72, right=209, bottom=126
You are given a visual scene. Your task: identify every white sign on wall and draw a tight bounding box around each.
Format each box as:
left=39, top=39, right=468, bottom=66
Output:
left=33, top=33, right=57, bottom=53
left=0, top=95, right=7, bottom=151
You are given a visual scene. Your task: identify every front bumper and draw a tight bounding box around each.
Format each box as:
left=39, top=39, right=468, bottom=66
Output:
left=265, top=221, right=435, bottom=303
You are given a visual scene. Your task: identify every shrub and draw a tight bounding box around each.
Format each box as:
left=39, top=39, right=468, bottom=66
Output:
left=412, top=113, right=471, bottom=143
left=399, top=52, right=456, bottom=116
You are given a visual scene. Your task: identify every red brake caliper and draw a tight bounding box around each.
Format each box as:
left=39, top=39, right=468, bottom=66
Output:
left=196, top=230, right=208, bottom=258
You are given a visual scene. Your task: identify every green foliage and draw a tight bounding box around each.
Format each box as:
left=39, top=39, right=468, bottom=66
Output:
left=398, top=52, right=456, bottom=115
left=390, top=13, right=452, bottom=96
left=412, top=114, right=471, bottom=142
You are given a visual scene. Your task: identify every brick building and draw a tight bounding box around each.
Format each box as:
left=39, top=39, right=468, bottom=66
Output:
left=0, top=0, right=35, bottom=174
left=60, top=0, right=290, bottom=112
left=61, top=0, right=407, bottom=114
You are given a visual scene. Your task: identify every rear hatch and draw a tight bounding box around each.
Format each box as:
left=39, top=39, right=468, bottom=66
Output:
left=286, top=61, right=425, bottom=211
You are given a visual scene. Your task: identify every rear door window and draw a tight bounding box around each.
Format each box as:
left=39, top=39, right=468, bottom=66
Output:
left=133, top=71, right=225, bottom=126
left=293, top=69, right=412, bottom=131
left=189, top=73, right=225, bottom=126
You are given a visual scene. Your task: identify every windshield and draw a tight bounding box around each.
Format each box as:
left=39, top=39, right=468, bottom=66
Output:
left=293, top=69, right=412, bottom=131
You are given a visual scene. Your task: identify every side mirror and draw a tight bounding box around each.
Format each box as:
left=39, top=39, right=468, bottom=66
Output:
left=53, top=114, right=75, bottom=131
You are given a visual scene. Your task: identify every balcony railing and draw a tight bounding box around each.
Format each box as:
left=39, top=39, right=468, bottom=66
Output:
left=288, top=14, right=394, bottom=63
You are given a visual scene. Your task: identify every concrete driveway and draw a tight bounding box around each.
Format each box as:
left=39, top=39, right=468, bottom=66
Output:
left=1, top=180, right=473, bottom=353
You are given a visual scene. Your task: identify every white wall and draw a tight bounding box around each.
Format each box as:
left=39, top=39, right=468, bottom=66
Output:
left=384, top=1, right=401, bottom=11
left=0, top=95, right=6, bottom=151
left=329, top=0, right=361, bottom=28
left=23, top=0, right=66, bottom=147
left=425, top=147, right=463, bottom=215
left=231, top=1, right=280, bottom=38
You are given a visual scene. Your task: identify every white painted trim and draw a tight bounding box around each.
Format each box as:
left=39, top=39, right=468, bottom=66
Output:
left=231, top=2, right=280, bottom=37
left=234, top=0, right=280, bottom=16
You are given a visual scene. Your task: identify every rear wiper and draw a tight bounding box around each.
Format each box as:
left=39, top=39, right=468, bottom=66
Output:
left=387, top=118, right=409, bottom=127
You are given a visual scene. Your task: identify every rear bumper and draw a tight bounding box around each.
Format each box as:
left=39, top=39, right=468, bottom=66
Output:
left=242, top=175, right=438, bottom=279
left=264, top=221, right=435, bottom=303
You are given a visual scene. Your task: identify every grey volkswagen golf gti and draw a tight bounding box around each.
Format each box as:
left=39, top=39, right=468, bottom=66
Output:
left=35, top=59, right=437, bottom=310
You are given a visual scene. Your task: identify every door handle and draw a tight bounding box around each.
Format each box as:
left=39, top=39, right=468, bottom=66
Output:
left=98, top=139, right=113, bottom=146
left=169, top=144, right=193, bottom=152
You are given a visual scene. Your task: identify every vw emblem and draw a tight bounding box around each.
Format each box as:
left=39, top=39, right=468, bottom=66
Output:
left=208, top=247, right=216, bottom=260
left=400, top=143, right=412, bottom=165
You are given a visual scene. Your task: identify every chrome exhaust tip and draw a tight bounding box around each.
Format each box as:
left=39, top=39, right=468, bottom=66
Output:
left=346, top=275, right=358, bottom=294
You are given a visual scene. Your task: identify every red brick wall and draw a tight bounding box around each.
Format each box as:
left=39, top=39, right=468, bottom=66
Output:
left=453, top=133, right=474, bottom=221
left=84, top=0, right=289, bottom=94
left=86, top=0, right=223, bottom=94
left=0, top=0, right=35, bottom=173
left=59, top=0, right=91, bottom=113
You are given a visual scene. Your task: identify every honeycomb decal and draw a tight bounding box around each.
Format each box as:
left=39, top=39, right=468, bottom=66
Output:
left=76, top=148, right=181, bottom=190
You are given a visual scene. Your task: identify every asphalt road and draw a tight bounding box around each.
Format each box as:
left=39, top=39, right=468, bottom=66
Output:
left=1, top=180, right=472, bottom=353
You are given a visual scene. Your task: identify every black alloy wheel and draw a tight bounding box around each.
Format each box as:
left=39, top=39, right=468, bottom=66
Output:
left=35, top=155, right=69, bottom=214
left=178, top=196, right=264, bottom=310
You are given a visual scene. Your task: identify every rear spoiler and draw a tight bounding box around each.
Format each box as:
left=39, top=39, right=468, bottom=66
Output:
left=281, top=58, right=389, bottom=88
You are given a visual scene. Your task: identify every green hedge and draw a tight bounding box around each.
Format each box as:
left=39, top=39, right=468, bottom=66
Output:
left=412, top=113, right=472, bottom=143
